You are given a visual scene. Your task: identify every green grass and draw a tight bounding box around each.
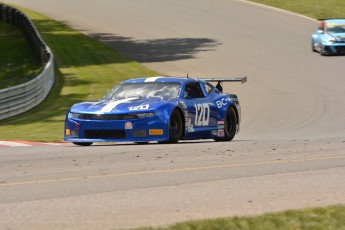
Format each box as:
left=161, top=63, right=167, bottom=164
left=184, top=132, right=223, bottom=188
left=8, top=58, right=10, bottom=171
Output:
left=0, top=4, right=158, bottom=142
left=0, top=21, right=41, bottom=89
left=249, top=0, right=345, bottom=19
left=133, top=205, right=345, bottom=230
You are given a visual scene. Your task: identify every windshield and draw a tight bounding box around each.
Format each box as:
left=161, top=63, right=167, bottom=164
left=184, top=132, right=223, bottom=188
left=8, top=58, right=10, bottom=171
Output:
left=327, top=24, right=345, bottom=33
left=104, top=82, right=181, bottom=100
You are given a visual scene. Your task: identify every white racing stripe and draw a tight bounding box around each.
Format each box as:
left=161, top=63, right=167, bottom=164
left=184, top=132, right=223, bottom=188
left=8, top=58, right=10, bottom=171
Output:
left=0, top=141, right=31, bottom=147
left=100, top=98, right=137, bottom=113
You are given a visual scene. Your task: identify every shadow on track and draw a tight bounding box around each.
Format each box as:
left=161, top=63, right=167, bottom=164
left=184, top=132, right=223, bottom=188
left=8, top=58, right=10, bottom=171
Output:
left=90, top=33, right=221, bottom=63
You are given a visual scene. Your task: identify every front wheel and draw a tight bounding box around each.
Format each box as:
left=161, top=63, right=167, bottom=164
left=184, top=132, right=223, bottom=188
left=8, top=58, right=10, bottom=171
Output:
left=158, top=109, right=182, bottom=144
left=135, top=142, right=149, bottom=145
left=312, top=40, right=317, bottom=52
left=320, top=45, right=328, bottom=56
left=72, top=142, right=93, bottom=146
left=215, top=107, right=237, bottom=142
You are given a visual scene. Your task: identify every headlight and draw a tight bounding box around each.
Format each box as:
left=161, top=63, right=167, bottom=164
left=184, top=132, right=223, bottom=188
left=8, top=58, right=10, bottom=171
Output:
left=136, top=112, right=156, bottom=118
left=326, top=38, right=336, bottom=44
left=69, top=112, right=82, bottom=118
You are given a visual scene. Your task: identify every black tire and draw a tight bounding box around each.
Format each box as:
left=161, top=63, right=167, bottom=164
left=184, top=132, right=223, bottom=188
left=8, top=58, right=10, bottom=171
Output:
left=312, top=41, right=316, bottom=52
left=320, top=45, right=327, bottom=56
left=135, top=142, right=149, bottom=145
left=158, top=109, right=182, bottom=144
left=215, top=107, right=237, bottom=142
left=72, top=142, right=93, bottom=146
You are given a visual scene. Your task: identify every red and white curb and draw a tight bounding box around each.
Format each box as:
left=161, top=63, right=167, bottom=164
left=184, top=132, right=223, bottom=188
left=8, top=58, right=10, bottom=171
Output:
left=0, top=141, right=70, bottom=147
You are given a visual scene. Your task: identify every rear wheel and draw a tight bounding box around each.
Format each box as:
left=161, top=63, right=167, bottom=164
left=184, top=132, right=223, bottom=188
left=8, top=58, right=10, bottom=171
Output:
left=215, top=107, right=237, bottom=142
left=158, top=109, right=182, bottom=144
left=72, top=142, right=93, bottom=146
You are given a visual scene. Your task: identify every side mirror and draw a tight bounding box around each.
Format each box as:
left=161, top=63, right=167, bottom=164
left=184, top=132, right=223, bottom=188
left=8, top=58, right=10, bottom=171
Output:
left=317, top=29, right=324, bottom=34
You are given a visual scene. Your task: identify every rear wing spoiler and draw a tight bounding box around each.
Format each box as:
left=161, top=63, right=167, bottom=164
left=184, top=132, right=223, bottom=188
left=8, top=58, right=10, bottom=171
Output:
left=202, top=76, right=247, bottom=93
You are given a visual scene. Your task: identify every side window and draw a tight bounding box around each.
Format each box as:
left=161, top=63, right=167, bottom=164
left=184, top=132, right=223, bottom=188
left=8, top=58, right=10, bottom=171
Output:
left=184, top=83, right=205, bottom=99
left=201, top=82, right=215, bottom=95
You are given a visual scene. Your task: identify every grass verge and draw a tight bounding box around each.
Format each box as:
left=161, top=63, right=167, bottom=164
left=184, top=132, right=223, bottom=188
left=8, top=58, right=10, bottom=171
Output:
left=0, top=4, right=157, bottom=142
left=134, top=205, right=345, bottom=230
left=249, top=0, right=345, bottom=19
left=0, top=21, right=41, bottom=89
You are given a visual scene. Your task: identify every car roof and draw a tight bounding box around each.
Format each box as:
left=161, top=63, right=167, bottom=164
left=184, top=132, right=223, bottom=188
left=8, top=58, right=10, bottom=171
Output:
left=122, top=76, right=204, bottom=84
left=323, top=19, right=345, bottom=24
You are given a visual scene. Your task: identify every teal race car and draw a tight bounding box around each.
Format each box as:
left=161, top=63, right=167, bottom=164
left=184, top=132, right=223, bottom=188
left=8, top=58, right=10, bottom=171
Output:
left=312, top=18, right=345, bottom=55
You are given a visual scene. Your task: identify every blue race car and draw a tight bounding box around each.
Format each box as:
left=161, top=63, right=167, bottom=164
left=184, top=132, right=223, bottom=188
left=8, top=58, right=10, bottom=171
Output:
left=312, top=19, right=345, bottom=55
left=64, top=76, right=246, bottom=146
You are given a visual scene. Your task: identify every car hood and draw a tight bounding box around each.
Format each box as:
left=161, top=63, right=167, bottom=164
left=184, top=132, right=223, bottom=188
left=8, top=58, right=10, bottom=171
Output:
left=70, top=97, right=175, bottom=114
left=328, top=32, right=345, bottom=40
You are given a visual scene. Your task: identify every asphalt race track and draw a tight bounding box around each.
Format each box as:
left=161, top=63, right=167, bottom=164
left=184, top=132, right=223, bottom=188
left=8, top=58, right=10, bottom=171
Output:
left=1, top=1, right=345, bottom=229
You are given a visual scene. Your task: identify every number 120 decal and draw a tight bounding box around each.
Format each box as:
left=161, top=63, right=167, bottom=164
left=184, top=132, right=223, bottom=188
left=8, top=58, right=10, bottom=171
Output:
left=194, top=103, right=210, bottom=126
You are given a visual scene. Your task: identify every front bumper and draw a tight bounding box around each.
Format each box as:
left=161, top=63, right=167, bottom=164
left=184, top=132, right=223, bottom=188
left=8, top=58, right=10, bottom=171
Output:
left=64, top=114, right=169, bottom=143
left=322, top=43, right=345, bottom=54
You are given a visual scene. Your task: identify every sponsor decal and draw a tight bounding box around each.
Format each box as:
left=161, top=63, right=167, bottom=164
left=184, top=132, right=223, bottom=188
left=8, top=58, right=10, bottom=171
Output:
left=326, top=23, right=345, bottom=27
left=218, top=130, right=225, bottom=137
left=179, top=101, right=188, bottom=110
left=230, top=96, right=239, bottom=103
left=216, top=97, right=238, bottom=108
left=217, top=120, right=225, bottom=136
left=211, top=130, right=218, bottom=136
left=125, top=122, right=133, bottom=129
left=187, top=118, right=195, bottom=132
left=216, top=98, right=229, bottom=108
left=179, top=102, right=190, bottom=129
left=149, top=129, right=163, bottom=135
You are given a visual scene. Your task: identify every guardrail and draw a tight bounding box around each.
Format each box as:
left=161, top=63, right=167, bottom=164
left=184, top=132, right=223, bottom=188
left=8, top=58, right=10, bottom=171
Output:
left=0, top=4, right=54, bottom=120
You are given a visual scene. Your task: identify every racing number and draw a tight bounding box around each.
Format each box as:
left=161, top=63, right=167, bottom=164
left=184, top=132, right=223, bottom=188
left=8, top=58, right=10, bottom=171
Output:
left=129, top=104, right=149, bottom=111
left=194, top=103, right=210, bottom=126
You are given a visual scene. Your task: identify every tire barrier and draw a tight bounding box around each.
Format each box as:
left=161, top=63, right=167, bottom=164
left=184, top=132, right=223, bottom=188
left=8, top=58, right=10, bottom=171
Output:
left=0, top=4, right=54, bottom=120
